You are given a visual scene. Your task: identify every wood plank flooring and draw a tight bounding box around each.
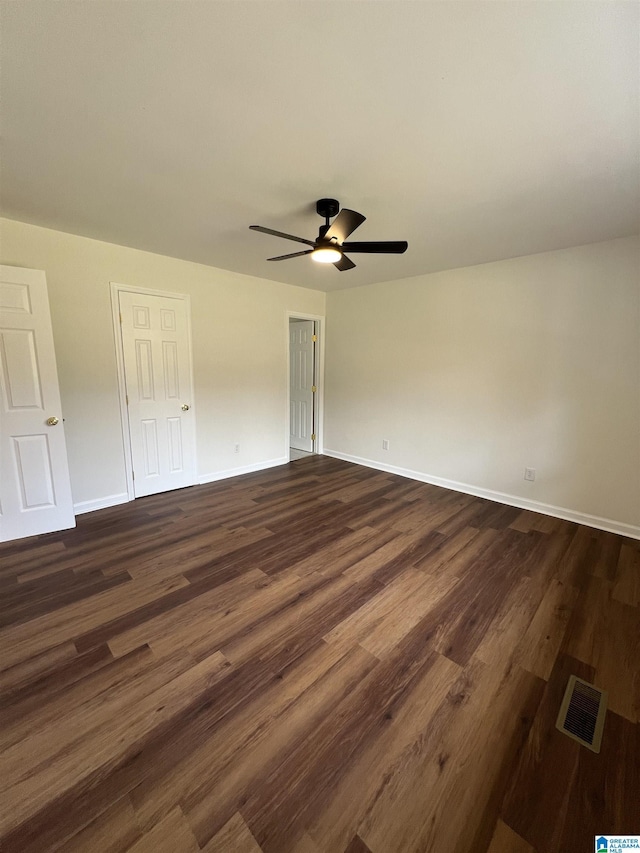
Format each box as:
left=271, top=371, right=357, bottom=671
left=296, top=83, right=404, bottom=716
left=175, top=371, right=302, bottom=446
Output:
left=0, top=456, right=638, bottom=852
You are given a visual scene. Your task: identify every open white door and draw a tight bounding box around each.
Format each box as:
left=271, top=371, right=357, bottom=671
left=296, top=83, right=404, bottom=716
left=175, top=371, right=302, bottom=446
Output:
left=289, top=319, right=315, bottom=452
left=0, top=266, right=75, bottom=542
left=119, top=289, right=196, bottom=498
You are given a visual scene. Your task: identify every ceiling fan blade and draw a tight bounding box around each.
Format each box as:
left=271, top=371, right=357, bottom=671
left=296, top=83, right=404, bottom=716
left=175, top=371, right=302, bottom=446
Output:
left=267, top=250, right=313, bottom=261
left=341, top=241, right=408, bottom=254
left=334, top=254, right=356, bottom=271
left=250, top=225, right=315, bottom=247
left=324, top=209, right=366, bottom=243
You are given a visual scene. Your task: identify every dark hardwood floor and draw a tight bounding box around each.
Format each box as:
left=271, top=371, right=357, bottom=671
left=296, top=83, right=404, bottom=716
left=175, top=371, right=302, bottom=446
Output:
left=0, top=455, right=638, bottom=852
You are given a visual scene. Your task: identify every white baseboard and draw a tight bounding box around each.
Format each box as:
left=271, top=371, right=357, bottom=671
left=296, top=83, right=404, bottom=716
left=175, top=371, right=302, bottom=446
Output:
left=72, top=459, right=290, bottom=514
left=74, top=492, right=130, bottom=515
left=198, top=456, right=288, bottom=485
left=323, top=449, right=640, bottom=541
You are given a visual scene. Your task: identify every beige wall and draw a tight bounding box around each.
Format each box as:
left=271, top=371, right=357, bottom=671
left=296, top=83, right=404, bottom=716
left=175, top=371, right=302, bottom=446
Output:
left=324, top=236, right=640, bottom=532
left=0, top=218, right=325, bottom=507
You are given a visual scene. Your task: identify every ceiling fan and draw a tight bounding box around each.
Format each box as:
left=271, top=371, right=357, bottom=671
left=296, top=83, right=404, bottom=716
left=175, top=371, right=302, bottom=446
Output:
left=250, top=198, right=408, bottom=271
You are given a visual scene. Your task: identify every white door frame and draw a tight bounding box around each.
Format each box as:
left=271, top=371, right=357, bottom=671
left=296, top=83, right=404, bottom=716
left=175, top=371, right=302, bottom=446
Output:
left=110, top=282, right=197, bottom=501
left=286, top=311, right=325, bottom=461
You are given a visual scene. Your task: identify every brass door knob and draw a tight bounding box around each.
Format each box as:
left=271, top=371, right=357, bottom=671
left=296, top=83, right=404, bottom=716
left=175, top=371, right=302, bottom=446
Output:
left=46, top=416, right=59, bottom=426
left=181, top=404, right=190, bottom=411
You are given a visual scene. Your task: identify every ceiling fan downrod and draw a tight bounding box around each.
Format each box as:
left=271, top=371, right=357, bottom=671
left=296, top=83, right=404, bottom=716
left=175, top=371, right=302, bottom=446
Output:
left=316, top=198, right=340, bottom=240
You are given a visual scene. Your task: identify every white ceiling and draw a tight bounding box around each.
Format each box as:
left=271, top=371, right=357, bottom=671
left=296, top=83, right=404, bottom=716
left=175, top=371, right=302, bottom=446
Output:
left=1, top=1, right=638, bottom=293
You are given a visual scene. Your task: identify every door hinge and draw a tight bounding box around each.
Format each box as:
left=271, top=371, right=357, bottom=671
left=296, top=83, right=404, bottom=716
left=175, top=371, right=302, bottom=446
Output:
left=311, top=385, right=317, bottom=393
left=132, top=470, right=135, bottom=480
left=119, top=312, right=122, bottom=324
left=312, top=334, right=317, bottom=342
left=125, top=394, right=129, bottom=405
left=311, top=433, right=316, bottom=441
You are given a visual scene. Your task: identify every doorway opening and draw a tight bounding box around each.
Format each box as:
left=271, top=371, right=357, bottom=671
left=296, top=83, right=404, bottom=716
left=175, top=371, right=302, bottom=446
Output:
left=287, top=312, right=323, bottom=462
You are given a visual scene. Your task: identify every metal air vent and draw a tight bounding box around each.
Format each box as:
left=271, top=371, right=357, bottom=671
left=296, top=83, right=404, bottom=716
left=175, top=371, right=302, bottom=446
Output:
left=555, top=675, right=607, bottom=753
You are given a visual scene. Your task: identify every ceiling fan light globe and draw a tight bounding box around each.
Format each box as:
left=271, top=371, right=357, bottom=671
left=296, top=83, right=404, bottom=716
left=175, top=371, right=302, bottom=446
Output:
left=311, top=247, right=342, bottom=264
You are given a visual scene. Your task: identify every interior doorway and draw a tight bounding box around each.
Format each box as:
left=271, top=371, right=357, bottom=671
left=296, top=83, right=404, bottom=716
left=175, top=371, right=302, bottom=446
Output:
left=287, top=313, right=323, bottom=461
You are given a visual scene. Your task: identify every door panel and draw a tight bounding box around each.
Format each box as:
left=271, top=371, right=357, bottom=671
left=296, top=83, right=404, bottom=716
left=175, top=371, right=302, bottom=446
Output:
left=289, top=320, right=314, bottom=452
left=12, top=435, right=55, bottom=508
left=119, top=290, right=196, bottom=498
left=167, top=418, right=183, bottom=471
left=1, top=329, right=43, bottom=407
left=163, top=342, right=179, bottom=398
left=0, top=265, right=75, bottom=542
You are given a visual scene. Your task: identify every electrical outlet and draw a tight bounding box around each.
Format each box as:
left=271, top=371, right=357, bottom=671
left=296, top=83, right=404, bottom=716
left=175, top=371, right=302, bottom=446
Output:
left=234, top=443, right=240, bottom=454
left=524, top=467, right=536, bottom=482
left=382, top=439, right=390, bottom=451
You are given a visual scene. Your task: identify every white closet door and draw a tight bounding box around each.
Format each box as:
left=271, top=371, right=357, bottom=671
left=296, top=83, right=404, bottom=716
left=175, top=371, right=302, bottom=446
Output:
left=119, top=290, right=196, bottom=498
left=289, top=320, right=314, bottom=452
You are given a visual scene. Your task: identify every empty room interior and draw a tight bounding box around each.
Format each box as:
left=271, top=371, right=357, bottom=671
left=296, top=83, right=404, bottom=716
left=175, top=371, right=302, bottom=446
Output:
left=0, top=2, right=639, bottom=852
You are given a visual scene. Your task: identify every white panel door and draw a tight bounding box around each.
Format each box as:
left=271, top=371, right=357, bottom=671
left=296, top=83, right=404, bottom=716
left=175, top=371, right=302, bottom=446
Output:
left=0, top=265, right=75, bottom=542
left=289, top=320, right=315, bottom=452
left=119, top=291, right=196, bottom=498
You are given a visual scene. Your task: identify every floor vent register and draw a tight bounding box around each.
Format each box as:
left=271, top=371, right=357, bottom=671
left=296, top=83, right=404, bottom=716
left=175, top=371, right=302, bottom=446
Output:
left=556, top=675, right=607, bottom=753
